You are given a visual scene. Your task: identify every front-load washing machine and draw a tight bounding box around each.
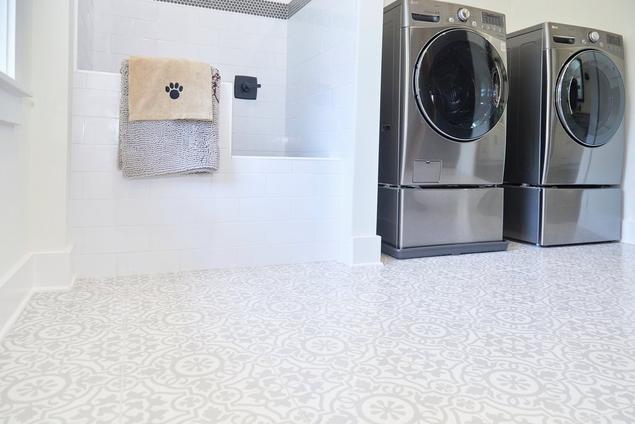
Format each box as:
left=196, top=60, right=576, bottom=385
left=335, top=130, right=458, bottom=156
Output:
left=504, top=23, right=626, bottom=246
left=377, top=0, right=509, bottom=259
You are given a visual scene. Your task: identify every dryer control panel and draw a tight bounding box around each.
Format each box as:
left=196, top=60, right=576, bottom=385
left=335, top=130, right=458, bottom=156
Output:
left=546, top=22, right=624, bottom=57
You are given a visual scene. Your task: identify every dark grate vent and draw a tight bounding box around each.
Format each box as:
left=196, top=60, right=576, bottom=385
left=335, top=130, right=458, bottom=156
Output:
left=154, top=0, right=313, bottom=20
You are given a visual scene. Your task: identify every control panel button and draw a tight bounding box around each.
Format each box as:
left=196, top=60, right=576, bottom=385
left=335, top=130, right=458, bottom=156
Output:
left=589, top=31, right=600, bottom=43
left=457, top=8, right=471, bottom=22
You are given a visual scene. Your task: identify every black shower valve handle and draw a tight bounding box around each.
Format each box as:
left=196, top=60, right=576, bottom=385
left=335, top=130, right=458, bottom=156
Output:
left=241, top=82, right=262, bottom=92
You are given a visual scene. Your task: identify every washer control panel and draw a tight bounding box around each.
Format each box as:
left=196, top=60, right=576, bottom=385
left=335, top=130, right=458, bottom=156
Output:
left=406, top=2, right=506, bottom=37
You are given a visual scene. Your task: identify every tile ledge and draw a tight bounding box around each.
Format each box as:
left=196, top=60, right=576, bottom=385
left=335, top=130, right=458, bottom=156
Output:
left=0, top=73, right=31, bottom=98
left=75, top=69, right=118, bottom=76
left=231, top=155, right=341, bottom=161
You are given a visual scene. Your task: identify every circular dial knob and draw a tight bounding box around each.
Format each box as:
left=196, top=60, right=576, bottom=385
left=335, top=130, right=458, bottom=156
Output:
left=588, top=31, right=600, bottom=43
left=457, top=8, right=471, bottom=22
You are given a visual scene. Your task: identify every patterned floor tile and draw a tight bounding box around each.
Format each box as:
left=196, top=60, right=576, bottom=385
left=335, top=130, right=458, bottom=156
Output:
left=1, top=242, right=635, bottom=423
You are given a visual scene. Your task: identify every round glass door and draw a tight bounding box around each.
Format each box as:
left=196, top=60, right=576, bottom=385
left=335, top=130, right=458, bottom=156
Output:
left=414, top=29, right=508, bottom=142
left=556, top=50, right=625, bottom=147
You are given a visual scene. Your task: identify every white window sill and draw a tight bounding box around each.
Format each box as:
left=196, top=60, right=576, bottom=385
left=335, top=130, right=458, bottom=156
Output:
left=0, top=72, right=30, bottom=98
left=0, top=72, right=31, bottom=126
left=0, top=73, right=30, bottom=126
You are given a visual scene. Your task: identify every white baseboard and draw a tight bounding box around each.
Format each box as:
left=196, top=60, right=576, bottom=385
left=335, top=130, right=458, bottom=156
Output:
left=0, top=255, right=35, bottom=338
left=623, top=219, right=635, bottom=245
left=0, top=246, right=76, bottom=339
left=342, top=235, right=383, bottom=267
left=33, top=245, right=76, bottom=290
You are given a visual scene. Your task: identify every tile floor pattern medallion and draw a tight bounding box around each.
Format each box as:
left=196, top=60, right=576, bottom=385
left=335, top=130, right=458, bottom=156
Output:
left=1, top=243, right=635, bottom=423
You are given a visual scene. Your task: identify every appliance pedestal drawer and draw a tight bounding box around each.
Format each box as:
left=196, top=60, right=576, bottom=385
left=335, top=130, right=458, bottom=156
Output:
left=504, top=186, right=622, bottom=246
left=378, top=186, right=506, bottom=258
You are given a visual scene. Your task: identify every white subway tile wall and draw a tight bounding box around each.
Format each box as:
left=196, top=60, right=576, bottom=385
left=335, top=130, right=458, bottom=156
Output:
left=285, top=0, right=358, bottom=157
left=77, top=0, right=288, bottom=156
left=76, top=0, right=355, bottom=158
left=71, top=71, right=343, bottom=277
left=76, top=0, right=95, bottom=71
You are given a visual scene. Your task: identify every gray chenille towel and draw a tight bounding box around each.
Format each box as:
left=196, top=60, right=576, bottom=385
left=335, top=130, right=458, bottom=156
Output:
left=118, top=60, right=221, bottom=178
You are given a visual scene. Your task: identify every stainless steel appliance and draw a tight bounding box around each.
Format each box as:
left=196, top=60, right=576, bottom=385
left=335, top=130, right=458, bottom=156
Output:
left=377, top=0, right=509, bottom=259
left=504, top=23, right=626, bottom=246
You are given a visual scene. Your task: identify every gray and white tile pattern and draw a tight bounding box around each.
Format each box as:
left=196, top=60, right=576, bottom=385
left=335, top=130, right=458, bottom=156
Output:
left=1, top=242, right=635, bottom=423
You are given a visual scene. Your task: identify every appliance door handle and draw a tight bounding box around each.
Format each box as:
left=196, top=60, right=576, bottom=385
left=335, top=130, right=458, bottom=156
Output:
left=492, top=64, right=503, bottom=108
left=567, top=78, right=576, bottom=115
left=495, top=73, right=502, bottom=108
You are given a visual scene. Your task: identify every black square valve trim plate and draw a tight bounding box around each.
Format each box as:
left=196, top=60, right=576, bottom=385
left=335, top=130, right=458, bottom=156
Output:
left=234, top=75, right=261, bottom=100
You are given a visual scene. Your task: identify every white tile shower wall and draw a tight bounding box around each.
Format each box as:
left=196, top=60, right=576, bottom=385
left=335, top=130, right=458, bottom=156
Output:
left=285, top=0, right=357, bottom=157
left=76, top=0, right=95, bottom=70
left=78, top=0, right=288, bottom=156
left=71, top=71, right=343, bottom=278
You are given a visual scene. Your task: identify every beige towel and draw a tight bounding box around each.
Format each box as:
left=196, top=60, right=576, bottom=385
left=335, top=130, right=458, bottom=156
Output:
left=128, top=56, right=214, bottom=122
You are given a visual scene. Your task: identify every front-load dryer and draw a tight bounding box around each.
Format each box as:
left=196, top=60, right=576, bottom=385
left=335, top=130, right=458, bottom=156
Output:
left=377, top=0, right=509, bottom=259
left=504, top=23, right=626, bottom=246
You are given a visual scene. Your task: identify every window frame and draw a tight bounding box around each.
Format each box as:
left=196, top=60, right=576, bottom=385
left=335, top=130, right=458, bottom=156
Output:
left=0, top=0, right=16, bottom=78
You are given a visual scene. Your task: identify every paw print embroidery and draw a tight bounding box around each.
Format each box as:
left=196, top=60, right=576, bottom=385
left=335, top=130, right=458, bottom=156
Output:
left=165, top=82, right=184, bottom=100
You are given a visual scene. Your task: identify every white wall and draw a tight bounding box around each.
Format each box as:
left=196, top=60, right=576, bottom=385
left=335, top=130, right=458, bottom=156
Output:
left=26, top=0, right=73, bottom=255
left=0, top=0, right=32, bottom=281
left=384, top=0, right=635, bottom=244
left=76, top=0, right=95, bottom=71
left=284, top=0, right=384, bottom=266
left=76, top=0, right=288, bottom=157
left=70, top=73, right=343, bottom=277
left=341, top=0, right=383, bottom=266
left=285, top=0, right=384, bottom=266
left=0, top=121, right=28, bottom=277
left=0, top=0, right=32, bottom=335
left=70, top=0, right=382, bottom=274
left=1, top=0, right=75, bottom=335
left=285, top=0, right=357, bottom=157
